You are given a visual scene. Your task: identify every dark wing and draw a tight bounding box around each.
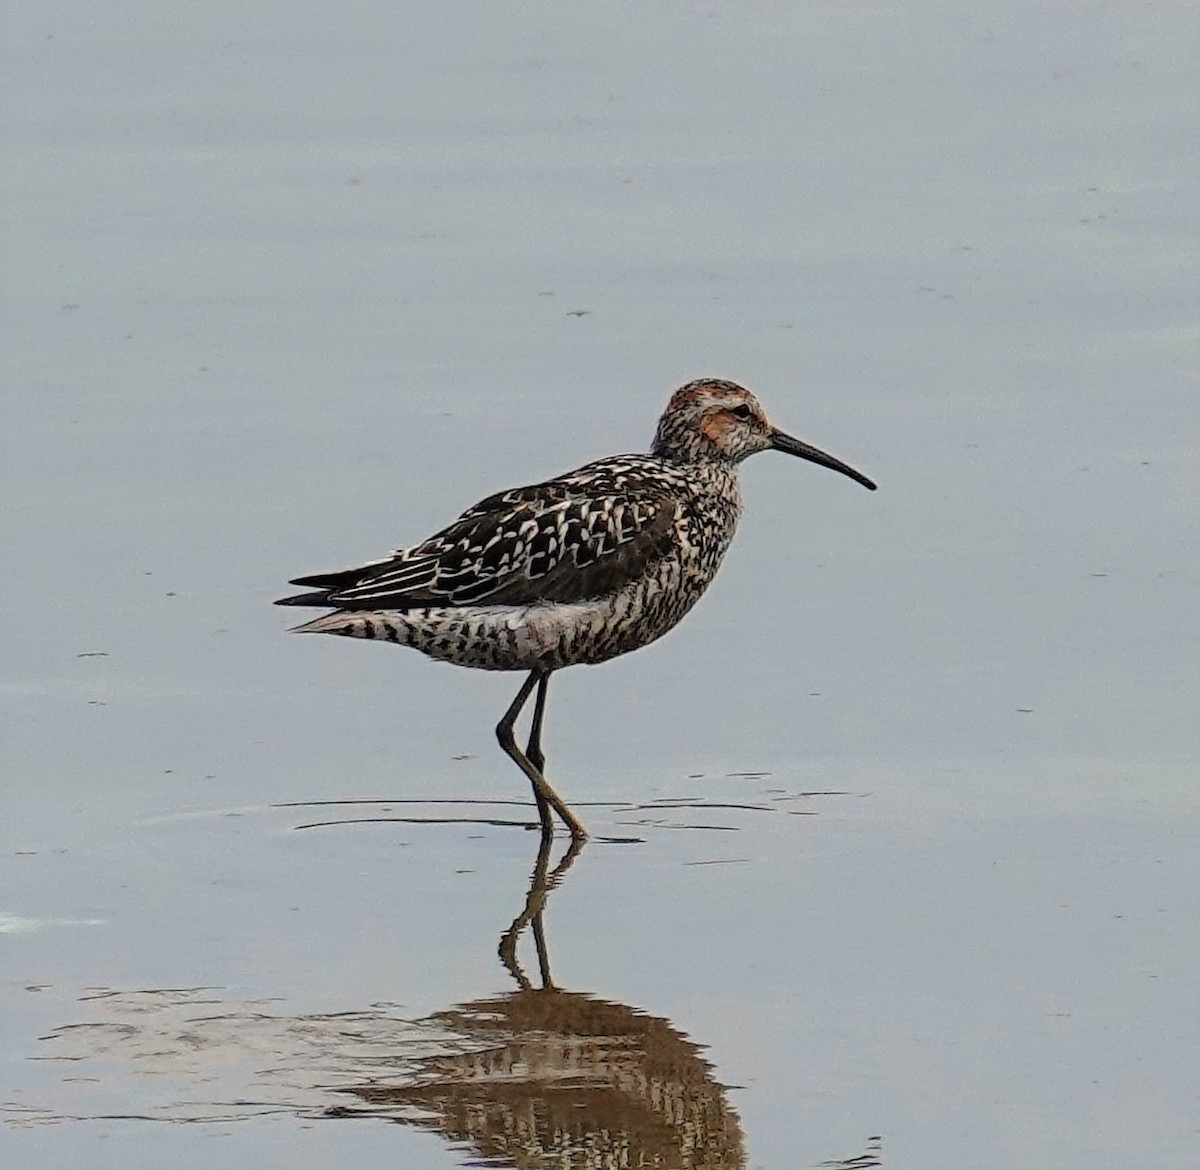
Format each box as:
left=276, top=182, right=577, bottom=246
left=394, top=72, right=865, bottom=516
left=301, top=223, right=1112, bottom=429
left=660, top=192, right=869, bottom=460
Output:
left=276, top=482, right=677, bottom=611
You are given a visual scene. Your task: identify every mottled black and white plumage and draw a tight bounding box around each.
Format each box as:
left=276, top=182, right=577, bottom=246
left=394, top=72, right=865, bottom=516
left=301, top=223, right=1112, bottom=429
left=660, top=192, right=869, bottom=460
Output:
left=277, top=378, right=876, bottom=837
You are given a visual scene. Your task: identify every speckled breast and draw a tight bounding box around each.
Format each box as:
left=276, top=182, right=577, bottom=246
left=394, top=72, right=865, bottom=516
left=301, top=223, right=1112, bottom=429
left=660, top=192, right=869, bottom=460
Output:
left=527, top=478, right=742, bottom=670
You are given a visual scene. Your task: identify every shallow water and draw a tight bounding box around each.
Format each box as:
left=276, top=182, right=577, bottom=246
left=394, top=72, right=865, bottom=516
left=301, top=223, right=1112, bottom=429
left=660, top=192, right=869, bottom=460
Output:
left=3, top=2, right=1198, bottom=1167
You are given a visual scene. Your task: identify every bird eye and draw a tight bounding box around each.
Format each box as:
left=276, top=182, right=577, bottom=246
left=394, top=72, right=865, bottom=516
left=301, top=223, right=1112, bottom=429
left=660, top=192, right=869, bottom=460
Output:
left=730, top=404, right=754, bottom=421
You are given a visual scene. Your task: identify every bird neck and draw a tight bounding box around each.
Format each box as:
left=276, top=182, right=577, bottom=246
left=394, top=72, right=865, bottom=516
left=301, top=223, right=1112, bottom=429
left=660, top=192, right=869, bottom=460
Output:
left=650, top=430, right=740, bottom=467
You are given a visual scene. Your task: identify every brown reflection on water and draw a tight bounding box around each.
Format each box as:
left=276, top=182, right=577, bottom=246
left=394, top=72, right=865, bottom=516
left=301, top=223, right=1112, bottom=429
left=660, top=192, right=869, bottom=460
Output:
left=20, top=832, right=746, bottom=1168
left=351, top=988, right=743, bottom=1167
left=342, top=832, right=745, bottom=1168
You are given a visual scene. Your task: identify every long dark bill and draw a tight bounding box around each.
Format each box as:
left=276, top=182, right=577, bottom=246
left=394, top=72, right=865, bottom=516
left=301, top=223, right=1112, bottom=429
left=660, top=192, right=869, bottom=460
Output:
left=770, top=429, right=877, bottom=491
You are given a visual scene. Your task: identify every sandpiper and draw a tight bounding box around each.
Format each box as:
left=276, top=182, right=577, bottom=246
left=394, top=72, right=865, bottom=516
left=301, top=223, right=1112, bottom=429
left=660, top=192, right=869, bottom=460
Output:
left=277, top=378, right=875, bottom=838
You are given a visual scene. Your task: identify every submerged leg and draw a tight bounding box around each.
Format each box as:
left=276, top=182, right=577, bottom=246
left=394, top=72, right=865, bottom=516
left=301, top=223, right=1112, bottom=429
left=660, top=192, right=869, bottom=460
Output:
left=495, top=670, right=587, bottom=839
left=498, top=828, right=586, bottom=989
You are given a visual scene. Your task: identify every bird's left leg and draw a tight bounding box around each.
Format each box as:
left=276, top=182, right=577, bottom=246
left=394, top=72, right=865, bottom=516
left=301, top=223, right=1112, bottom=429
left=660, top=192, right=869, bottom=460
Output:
left=496, top=671, right=551, bottom=833
left=495, top=670, right=587, bottom=839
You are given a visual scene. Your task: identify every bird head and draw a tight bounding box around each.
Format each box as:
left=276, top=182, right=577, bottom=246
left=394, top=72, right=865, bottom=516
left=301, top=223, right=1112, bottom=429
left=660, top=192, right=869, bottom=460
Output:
left=652, top=378, right=876, bottom=490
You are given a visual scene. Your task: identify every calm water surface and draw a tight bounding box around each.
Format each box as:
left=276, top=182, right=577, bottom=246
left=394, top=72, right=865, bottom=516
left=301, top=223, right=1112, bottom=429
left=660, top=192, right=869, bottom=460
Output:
left=3, top=2, right=1197, bottom=1167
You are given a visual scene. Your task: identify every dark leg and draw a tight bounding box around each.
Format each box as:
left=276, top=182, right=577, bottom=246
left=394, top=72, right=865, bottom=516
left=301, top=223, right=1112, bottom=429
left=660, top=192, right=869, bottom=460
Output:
left=526, top=673, right=552, bottom=825
left=496, top=671, right=547, bottom=832
left=527, top=672, right=550, bottom=772
left=495, top=670, right=587, bottom=839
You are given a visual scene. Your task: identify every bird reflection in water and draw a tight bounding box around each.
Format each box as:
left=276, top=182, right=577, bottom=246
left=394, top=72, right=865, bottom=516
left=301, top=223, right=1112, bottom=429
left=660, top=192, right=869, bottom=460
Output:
left=339, top=830, right=747, bottom=1169
left=22, top=829, right=882, bottom=1165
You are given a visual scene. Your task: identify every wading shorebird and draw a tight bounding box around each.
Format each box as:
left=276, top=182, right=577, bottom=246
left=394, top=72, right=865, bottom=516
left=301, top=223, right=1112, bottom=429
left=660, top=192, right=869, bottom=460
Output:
left=277, top=378, right=875, bottom=839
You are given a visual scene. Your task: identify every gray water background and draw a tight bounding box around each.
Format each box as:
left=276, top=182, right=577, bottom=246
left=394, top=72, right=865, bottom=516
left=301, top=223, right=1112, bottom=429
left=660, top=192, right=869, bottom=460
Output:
left=2, top=2, right=1198, bottom=1167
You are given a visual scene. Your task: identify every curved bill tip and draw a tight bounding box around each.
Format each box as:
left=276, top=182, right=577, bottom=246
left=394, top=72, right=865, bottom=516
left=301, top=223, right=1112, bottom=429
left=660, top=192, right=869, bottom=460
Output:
left=770, top=429, right=877, bottom=491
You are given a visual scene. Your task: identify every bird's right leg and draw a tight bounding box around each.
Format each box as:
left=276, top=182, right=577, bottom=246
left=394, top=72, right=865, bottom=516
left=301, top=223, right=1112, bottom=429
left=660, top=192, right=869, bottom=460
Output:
left=495, top=670, right=587, bottom=840
left=526, top=672, right=551, bottom=773
left=525, top=673, right=552, bottom=828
